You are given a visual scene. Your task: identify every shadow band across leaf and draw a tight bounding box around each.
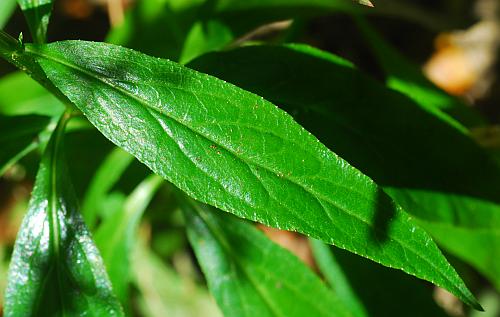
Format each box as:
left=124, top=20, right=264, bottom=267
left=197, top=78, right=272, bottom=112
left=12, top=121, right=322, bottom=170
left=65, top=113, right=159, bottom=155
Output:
left=0, top=38, right=481, bottom=309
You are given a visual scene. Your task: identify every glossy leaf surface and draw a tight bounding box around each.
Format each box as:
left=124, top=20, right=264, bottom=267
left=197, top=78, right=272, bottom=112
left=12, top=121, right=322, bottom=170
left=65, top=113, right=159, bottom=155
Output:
left=189, top=44, right=500, bottom=293
left=4, top=113, right=123, bottom=317
left=182, top=200, right=353, bottom=317
left=22, top=40, right=480, bottom=308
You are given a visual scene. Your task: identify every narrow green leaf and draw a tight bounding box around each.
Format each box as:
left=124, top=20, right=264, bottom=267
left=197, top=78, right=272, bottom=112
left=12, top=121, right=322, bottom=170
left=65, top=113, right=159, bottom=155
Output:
left=0, top=114, right=51, bottom=176
left=20, top=40, right=480, bottom=308
left=182, top=199, right=353, bottom=317
left=0, top=0, right=17, bottom=29
left=132, top=236, right=222, bottom=317
left=4, top=112, right=123, bottom=316
left=189, top=44, right=500, bottom=297
left=17, top=0, right=53, bottom=43
left=82, top=146, right=134, bottom=227
left=94, top=174, right=163, bottom=308
left=354, top=16, right=486, bottom=128
left=0, top=71, right=64, bottom=117
left=310, top=240, right=368, bottom=317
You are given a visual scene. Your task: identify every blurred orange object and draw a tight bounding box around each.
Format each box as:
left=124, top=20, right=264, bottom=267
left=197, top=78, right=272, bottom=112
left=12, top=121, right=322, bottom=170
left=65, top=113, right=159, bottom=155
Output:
left=258, top=224, right=315, bottom=268
left=424, top=14, right=499, bottom=99
left=424, top=37, right=475, bottom=96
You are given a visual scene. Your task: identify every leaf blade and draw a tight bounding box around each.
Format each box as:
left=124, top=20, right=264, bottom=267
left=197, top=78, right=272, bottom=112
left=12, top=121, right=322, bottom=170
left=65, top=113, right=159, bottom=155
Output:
left=188, top=43, right=500, bottom=299
left=182, top=199, right=353, bottom=317
left=3, top=112, right=123, bottom=317
left=24, top=40, right=479, bottom=308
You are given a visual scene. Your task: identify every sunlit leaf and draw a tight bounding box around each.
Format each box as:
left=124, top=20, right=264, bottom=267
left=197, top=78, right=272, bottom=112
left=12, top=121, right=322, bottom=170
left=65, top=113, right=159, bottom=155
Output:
left=11, top=40, right=481, bottom=308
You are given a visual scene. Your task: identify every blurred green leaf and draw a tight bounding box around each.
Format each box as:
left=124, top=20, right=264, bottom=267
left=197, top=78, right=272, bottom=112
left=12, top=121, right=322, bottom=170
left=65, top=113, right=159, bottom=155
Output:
left=82, top=147, right=134, bottom=228
left=189, top=43, right=500, bottom=295
left=355, top=17, right=485, bottom=128
left=0, top=71, right=64, bottom=117
left=107, top=0, right=203, bottom=60
left=0, top=114, right=51, bottom=176
left=4, top=113, right=123, bottom=317
left=310, top=239, right=368, bottom=317
left=132, top=236, right=222, bottom=317
left=17, top=0, right=53, bottom=43
left=180, top=20, right=233, bottom=64
left=182, top=199, right=353, bottom=317
left=20, top=40, right=482, bottom=308
left=94, top=174, right=163, bottom=310
left=0, top=0, right=17, bottom=29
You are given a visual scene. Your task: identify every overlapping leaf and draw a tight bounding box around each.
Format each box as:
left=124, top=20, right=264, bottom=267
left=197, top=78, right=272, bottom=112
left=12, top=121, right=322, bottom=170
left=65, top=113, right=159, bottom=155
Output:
left=182, top=200, right=353, bottom=317
left=3, top=113, right=123, bottom=316
left=11, top=40, right=481, bottom=308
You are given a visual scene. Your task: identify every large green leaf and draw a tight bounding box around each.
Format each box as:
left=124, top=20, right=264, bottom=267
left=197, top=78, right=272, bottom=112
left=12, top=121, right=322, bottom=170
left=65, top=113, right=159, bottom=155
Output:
left=188, top=44, right=500, bottom=291
left=182, top=199, right=353, bottom=317
left=94, top=174, right=163, bottom=310
left=0, top=114, right=51, bottom=176
left=15, top=40, right=482, bottom=308
left=3, top=113, right=123, bottom=316
left=17, top=0, right=53, bottom=43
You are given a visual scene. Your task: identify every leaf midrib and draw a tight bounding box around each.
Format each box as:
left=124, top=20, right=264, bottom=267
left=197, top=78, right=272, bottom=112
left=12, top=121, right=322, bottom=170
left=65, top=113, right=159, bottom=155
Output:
left=27, top=45, right=468, bottom=300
